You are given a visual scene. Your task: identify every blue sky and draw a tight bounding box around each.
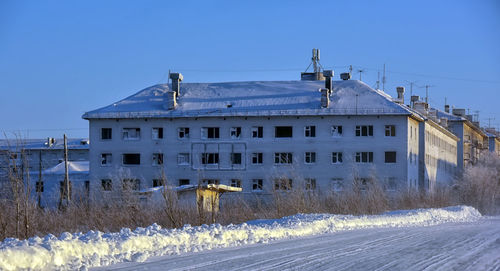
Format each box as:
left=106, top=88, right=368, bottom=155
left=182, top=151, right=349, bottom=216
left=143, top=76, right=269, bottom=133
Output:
left=1, top=0, right=499, bottom=138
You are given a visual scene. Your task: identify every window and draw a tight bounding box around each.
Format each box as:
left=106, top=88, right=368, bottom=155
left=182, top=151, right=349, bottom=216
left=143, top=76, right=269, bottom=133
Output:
left=123, top=153, right=140, bottom=165
left=152, top=127, right=163, bottom=139
left=274, top=178, right=292, bottom=190
left=305, top=178, right=316, bottom=190
left=355, top=152, right=373, bottom=163
left=274, top=152, right=293, bottom=164
left=152, top=179, right=164, bottom=187
left=122, top=179, right=140, bottom=191
left=101, top=179, right=112, bottom=191
left=331, top=126, right=343, bottom=137
left=179, top=179, right=190, bottom=186
left=251, top=153, right=263, bottom=164
left=355, top=125, right=373, bottom=136
left=203, top=179, right=220, bottom=185
left=275, top=126, right=293, bottom=138
left=36, top=181, right=44, bottom=193
left=230, top=127, right=241, bottom=139
left=252, top=179, right=263, bottom=191
left=385, top=177, right=397, bottom=191
left=152, top=153, right=164, bottom=165
left=304, top=152, right=316, bottom=164
left=101, top=128, right=112, bottom=140
left=355, top=178, right=372, bottom=191
left=332, top=152, right=343, bottom=164
left=385, top=151, right=396, bottom=163
left=230, top=179, right=242, bottom=188
left=101, top=153, right=112, bottom=166
left=201, top=127, right=220, bottom=139
left=231, top=153, right=242, bottom=165
left=252, top=126, right=263, bottom=138
left=385, top=125, right=396, bottom=137
left=201, top=153, right=219, bottom=165
left=122, top=128, right=140, bottom=140
left=331, top=178, right=344, bottom=191
left=178, top=127, right=190, bottom=139
left=177, top=153, right=190, bottom=165
left=304, top=126, right=316, bottom=137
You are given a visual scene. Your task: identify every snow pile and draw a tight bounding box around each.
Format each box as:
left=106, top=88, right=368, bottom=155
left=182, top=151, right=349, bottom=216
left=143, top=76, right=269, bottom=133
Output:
left=0, top=206, right=481, bottom=270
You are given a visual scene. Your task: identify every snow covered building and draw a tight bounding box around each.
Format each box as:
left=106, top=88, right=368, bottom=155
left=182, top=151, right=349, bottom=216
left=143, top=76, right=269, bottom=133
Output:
left=484, top=128, right=500, bottom=157
left=82, top=71, right=462, bottom=197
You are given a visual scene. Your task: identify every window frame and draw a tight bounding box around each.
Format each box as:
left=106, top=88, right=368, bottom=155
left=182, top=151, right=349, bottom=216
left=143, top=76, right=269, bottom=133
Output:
left=251, top=126, right=263, bottom=138
left=122, top=128, right=141, bottom=140
left=274, top=152, right=293, bottom=164
left=331, top=125, right=343, bottom=137
left=101, top=153, right=112, bottom=166
left=304, top=126, right=316, bottom=138
left=152, top=153, right=164, bottom=166
left=178, top=127, right=190, bottom=139
left=304, top=152, right=316, bottom=164
left=355, top=125, right=373, bottom=137
left=251, top=152, right=263, bottom=164
left=385, top=125, right=396, bottom=137
left=152, top=127, right=164, bottom=140
left=332, top=152, right=343, bottom=164
left=230, top=127, right=242, bottom=139
left=355, top=152, right=374, bottom=163
left=101, top=128, right=112, bottom=140
left=252, top=179, right=263, bottom=191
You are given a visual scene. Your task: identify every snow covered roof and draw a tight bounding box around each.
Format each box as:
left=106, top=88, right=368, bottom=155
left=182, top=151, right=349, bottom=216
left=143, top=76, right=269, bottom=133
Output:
left=42, top=161, right=89, bottom=175
left=83, top=80, right=417, bottom=119
left=0, top=138, right=89, bottom=151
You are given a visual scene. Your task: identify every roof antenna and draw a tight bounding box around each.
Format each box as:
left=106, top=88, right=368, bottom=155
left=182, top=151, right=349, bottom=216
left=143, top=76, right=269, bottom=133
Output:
left=382, top=64, right=386, bottom=91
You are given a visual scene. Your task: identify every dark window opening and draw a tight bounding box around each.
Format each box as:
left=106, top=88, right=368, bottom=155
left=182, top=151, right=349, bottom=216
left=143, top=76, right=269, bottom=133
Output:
left=101, top=128, right=112, bottom=140
left=385, top=151, right=397, bottom=163
left=123, top=153, right=140, bottom=165
left=275, top=126, right=293, bottom=138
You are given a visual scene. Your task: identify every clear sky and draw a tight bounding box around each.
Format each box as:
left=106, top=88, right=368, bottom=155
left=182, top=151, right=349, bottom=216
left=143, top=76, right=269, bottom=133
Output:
left=1, top=0, right=499, bottom=139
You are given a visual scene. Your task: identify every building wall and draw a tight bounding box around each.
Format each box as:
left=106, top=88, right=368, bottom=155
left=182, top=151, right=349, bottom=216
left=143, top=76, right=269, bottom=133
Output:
left=407, top=118, right=420, bottom=190
left=29, top=173, right=89, bottom=208
left=88, top=115, right=414, bottom=196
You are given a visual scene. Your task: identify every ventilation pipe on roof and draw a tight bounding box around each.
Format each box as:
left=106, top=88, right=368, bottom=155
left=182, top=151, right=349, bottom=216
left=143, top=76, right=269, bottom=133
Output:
left=166, top=91, right=177, bottom=110
left=169, top=72, right=183, bottom=97
left=444, top=104, right=450, bottom=113
left=410, top=95, right=419, bottom=109
left=323, top=70, right=334, bottom=94
left=321, top=88, right=330, bottom=108
left=396, top=86, right=405, bottom=104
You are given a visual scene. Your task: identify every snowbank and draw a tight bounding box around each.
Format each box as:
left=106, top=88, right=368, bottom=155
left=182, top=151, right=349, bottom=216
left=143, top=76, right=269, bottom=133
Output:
left=0, top=206, right=481, bottom=270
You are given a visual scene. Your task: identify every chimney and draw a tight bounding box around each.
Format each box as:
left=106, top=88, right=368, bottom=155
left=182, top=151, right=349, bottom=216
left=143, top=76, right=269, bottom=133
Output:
left=452, top=108, right=466, bottom=117
left=444, top=104, right=450, bottom=113
left=166, top=91, right=177, bottom=110
left=410, top=95, right=419, bottom=108
left=340, top=73, right=351, bottom=80
left=321, top=88, right=330, bottom=108
left=323, top=70, right=334, bottom=93
left=169, top=72, right=183, bottom=96
left=414, top=101, right=428, bottom=115
left=396, top=86, right=405, bottom=104
left=440, top=118, right=448, bottom=128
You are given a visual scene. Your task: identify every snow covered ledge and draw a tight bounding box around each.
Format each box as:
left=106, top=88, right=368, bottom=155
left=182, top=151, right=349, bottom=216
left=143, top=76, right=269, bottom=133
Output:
left=0, top=206, right=481, bottom=270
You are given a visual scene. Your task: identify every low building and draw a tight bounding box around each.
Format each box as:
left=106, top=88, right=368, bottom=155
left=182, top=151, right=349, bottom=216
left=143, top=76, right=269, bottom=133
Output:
left=484, top=128, right=500, bottom=157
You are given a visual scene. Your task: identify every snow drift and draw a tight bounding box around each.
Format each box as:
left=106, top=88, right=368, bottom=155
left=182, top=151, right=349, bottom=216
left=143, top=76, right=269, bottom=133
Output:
left=0, top=206, right=481, bottom=270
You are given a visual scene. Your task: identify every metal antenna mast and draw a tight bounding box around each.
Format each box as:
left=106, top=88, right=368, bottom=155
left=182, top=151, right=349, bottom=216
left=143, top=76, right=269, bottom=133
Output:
left=376, top=71, right=380, bottom=89
left=382, top=64, right=386, bottom=91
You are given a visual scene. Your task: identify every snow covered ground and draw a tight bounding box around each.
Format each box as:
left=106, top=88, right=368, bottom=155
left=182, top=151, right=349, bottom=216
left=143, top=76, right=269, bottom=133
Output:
left=0, top=206, right=495, bottom=271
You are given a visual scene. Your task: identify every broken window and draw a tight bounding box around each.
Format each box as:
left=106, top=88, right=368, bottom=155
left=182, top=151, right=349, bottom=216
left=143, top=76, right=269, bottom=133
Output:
left=122, top=179, right=140, bottom=191
left=178, top=127, right=190, bottom=139
left=275, top=126, right=293, bottom=138
left=331, top=125, right=343, bottom=137
left=304, top=152, right=316, bottom=164
left=101, top=179, right=112, bottom=191
left=230, top=127, right=241, bottom=139
left=355, top=125, right=373, bottom=136
left=231, top=153, right=242, bottom=165
left=332, top=152, right=343, bottom=164
left=101, top=153, right=112, bottom=166
left=304, top=126, right=316, bottom=137
left=101, top=128, right=112, bottom=140
left=385, top=151, right=396, bottom=163
left=385, top=125, right=396, bottom=137
left=252, top=179, right=263, bottom=191
left=152, top=179, right=164, bottom=187
left=123, top=153, right=140, bottom=165
left=203, top=179, right=220, bottom=185
left=355, top=152, right=373, bottom=163
left=201, top=153, right=219, bottom=165
left=36, top=181, right=44, bottom=193
left=122, top=128, right=140, bottom=140
left=201, top=127, right=220, bottom=139
left=305, top=178, right=316, bottom=190
left=177, top=153, right=190, bottom=165
left=274, top=178, right=292, bottom=190
left=152, top=153, right=163, bottom=165
left=152, top=127, right=163, bottom=139
left=252, top=126, right=263, bottom=138
left=179, top=179, right=190, bottom=186
left=252, top=153, right=263, bottom=164
left=331, top=178, right=344, bottom=192
left=274, top=152, right=293, bottom=164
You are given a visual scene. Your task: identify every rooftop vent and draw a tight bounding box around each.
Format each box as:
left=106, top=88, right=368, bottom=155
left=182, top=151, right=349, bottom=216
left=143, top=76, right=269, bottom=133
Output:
left=444, top=104, right=450, bottom=113
left=323, top=70, right=334, bottom=93
left=340, top=73, right=351, bottom=80
left=169, top=72, right=183, bottom=96
left=395, top=86, right=405, bottom=104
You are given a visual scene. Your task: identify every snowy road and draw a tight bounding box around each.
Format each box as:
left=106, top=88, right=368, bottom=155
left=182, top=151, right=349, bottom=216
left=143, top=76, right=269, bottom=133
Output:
left=100, top=217, right=500, bottom=271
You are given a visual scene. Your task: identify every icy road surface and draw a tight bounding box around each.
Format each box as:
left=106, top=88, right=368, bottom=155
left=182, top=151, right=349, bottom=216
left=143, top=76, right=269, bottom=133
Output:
left=100, top=217, right=500, bottom=271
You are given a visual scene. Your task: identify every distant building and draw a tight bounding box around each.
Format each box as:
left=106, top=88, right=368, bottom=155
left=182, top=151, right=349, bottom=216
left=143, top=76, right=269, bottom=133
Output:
left=484, top=128, right=500, bottom=157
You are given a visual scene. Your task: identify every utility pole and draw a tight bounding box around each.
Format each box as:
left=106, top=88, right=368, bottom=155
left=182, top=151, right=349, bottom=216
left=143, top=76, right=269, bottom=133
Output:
left=376, top=71, right=380, bottom=89
left=63, top=134, right=70, bottom=206
left=423, top=85, right=434, bottom=104
left=382, top=64, right=386, bottom=92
